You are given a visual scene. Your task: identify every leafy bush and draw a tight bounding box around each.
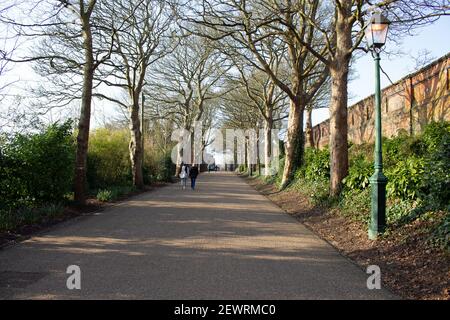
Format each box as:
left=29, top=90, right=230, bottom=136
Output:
left=286, top=148, right=330, bottom=205
left=96, top=189, right=115, bottom=202
left=268, top=156, right=284, bottom=187
left=386, top=199, right=424, bottom=225
left=291, top=172, right=329, bottom=206
left=0, top=121, right=75, bottom=208
left=421, top=121, right=450, bottom=153
left=261, top=168, right=278, bottom=185
left=88, top=128, right=176, bottom=187
left=381, top=122, right=449, bottom=231
left=348, top=142, right=372, bottom=163
left=281, top=121, right=449, bottom=253
left=303, top=147, right=330, bottom=181
left=428, top=213, right=450, bottom=252
left=156, top=154, right=176, bottom=182
left=96, top=185, right=137, bottom=202
left=307, top=177, right=331, bottom=206
left=0, top=203, right=64, bottom=232
left=386, top=156, right=425, bottom=201
left=383, top=130, right=424, bottom=166
left=339, top=188, right=371, bottom=223
left=87, top=128, right=131, bottom=189
left=144, top=149, right=176, bottom=183
left=343, top=155, right=372, bottom=191
left=383, top=121, right=449, bottom=205
left=420, top=122, right=450, bottom=207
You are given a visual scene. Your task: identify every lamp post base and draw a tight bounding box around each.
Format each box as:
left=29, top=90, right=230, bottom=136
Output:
left=369, top=171, right=387, bottom=240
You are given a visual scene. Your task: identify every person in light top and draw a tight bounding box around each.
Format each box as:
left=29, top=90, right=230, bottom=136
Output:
left=179, top=162, right=189, bottom=190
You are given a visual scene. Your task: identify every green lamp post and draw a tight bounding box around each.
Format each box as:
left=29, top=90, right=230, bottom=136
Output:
left=365, top=12, right=390, bottom=240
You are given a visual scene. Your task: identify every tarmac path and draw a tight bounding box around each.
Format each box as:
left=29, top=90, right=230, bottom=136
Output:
left=0, top=172, right=397, bottom=299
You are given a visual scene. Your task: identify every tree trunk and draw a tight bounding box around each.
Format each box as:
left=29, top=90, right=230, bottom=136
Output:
left=281, top=98, right=304, bottom=188
left=329, top=6, right=352, bottom=196
left=233, top=138, right=238, bottom=172
left=74, top=14, right=94, bottom=205
left=306, top=107, right=314, bottom=148
left=175, top=142, right=183, bottom=176
left=256, top=127, right=261, bottom=175
left=129, top=101, right=144, bottom=189
left=264, top=118, right=273, bottom=176
left=193, top=124, right=202, bottom=167
left=246, top=137, right=251, bottom=175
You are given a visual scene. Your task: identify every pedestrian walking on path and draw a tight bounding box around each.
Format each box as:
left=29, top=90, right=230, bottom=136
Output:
left=179, top=163, right=189, bottom=190
left=189, top=165, right=199, bottom=190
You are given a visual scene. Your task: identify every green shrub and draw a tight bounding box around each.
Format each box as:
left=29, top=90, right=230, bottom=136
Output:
left=339, top=188, right=371, bottom=223
left=386, top=199, right=424, bottom=225
left=96, top=185, right=137, bottom=202
left=308, top=177, right=331, bottom=206
left=420, top=122, right=450, bottom=207
left=284, top=121, right=448, bottom=248
left=348, top=142, right=372, bottom=162
left=88, top=127, right=176, bottom=187
left=265, top=156, right=283, bottom=188
left=0, top=203, right=64, bottom=232
left=291, top=172, right=329, bottom=206
left=428, top=213, right=450, bottom=252
left=303, top=147, right=330, bottom=181
left=158, top=154, right=176, bottom=182
left=0, top=208, right=19, bottom=232
left=421, top=121, right=450, bottom=153
left=87, top=128, right=131, bottom=189
left=96, top=189, right=115, bottom=202
left=343, top=155, right=372, bottom=191
left=286, top=148, right=331, bottom=205
left=383, top=130, right=424, bottom=166
left=386, top=156, right=425, bottom=201
left=144, top=150, right=176, bottom=183
left=0, top=121, right=75, bottom=209
left=261, top=170, right=278, bottom=185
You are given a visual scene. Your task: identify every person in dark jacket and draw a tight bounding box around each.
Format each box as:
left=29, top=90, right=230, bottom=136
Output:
left=189, top=165, right=199, bottom=190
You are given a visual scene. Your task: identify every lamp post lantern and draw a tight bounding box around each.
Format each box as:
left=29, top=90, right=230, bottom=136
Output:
left=365, top=12, right=390, bottom=240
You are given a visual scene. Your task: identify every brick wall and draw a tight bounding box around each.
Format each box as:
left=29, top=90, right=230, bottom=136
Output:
left=310, top=53, right=450, bottom=148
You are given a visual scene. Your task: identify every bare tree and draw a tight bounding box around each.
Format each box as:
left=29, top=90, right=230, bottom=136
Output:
left=220, top=85, right=264, bottom=173
left=95, top=0, right=176, bottom=188
left=305, top=75, right=331, bottom=149
left=225, top=51, right=288, bottom=175
left=297, top=0, right=449, bottom=195
left=408, top=49, right=436, bottom=73
left=147, top=32, right=229, bottom=172
left=185, top=0, right=330, bottom=187
left=0, top=0, right=119, bottom=204
left=0, top=3, right=19, bottom=101
left=74, top=0, right=101, bottom=203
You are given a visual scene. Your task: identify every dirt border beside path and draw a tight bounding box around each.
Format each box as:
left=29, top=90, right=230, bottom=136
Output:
left=242, top=175, right=450, bottom=300
left=0, top=182, right=170, bottom=249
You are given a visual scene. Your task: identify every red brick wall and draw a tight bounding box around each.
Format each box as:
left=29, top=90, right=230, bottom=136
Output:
left=311, top=53, right=450, bottom=149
